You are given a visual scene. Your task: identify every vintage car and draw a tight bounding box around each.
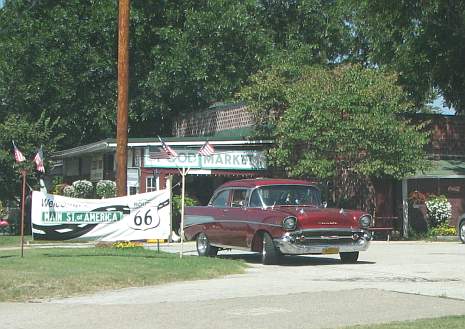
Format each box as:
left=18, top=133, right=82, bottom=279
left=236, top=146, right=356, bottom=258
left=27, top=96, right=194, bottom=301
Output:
left=458, top=214, right=465, bottom=244
left=184, top=178, right=372, bottom=265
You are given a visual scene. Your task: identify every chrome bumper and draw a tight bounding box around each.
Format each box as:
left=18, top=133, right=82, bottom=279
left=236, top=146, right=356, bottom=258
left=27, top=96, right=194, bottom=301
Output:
left=274, top=230, right=371, bottom=255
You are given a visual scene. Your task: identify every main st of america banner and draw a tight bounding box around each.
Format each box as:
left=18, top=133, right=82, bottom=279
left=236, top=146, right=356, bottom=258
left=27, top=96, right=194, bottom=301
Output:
left=31, top=190, right=170, bottom=241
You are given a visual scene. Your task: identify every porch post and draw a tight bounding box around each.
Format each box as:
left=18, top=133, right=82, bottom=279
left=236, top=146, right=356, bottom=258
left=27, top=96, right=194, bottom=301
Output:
left=402, top=179, right=409, bottom=238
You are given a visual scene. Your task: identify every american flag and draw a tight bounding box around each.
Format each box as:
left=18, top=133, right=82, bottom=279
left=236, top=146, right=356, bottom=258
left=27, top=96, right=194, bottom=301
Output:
left=33, top=145, right=45, bottom=173
left=12, top=141, right=26, bottom=163
left=198, top=141, right=215, bottom=156
left=149, top=137, right=178, bottom=159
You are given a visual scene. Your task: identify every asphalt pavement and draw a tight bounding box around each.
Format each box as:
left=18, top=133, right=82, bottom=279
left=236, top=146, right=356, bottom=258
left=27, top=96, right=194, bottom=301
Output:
left=2, top=241, right=465, bottom=329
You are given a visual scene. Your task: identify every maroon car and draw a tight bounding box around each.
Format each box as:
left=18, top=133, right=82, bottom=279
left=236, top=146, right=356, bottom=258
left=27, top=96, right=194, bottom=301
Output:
left=184, top=178, right=372, bottom=265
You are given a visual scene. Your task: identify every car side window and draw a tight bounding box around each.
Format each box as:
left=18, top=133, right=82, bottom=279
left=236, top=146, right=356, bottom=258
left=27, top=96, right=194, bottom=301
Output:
left=211, top=190, right=230, bottom=208
left=231, top=189, right=247, bottom=207
left=249, top=189, right=263, bottom=207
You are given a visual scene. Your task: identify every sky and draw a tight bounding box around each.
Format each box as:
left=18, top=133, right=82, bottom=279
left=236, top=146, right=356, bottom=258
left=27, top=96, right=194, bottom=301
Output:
left=432, top=96, right=455, bottom=115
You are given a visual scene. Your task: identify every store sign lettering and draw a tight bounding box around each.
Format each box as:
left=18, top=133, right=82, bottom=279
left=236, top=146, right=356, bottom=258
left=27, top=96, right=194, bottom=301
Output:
left=145, top=150, right=266, bottom=170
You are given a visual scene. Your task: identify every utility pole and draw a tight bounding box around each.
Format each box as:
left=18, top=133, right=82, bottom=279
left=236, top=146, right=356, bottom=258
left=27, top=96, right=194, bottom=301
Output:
left=116, top=0, right=130, bottom=196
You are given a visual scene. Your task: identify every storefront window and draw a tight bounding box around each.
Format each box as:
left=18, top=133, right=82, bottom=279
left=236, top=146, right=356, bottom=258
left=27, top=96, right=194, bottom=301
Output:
left=146, top=176, right=159, bottom=192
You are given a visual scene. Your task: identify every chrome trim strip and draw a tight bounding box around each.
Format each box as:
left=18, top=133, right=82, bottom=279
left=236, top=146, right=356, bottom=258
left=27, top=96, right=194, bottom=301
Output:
left=209, top=243, right=251, bottom=251
left=184, top=216, right=282, bottom=228
left=275, top=236, right=370, bottom=255
left=296, top=228, right=366, bottom=233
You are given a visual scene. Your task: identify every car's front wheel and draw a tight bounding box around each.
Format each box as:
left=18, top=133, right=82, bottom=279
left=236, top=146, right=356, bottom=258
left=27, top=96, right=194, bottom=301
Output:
left=340, top=251, right=359, bottom=264
left=459, top=220, right=465, bottom=244
left=261, top=232, right=281, bottom=265
left=196, top=232, right=218, bottom=257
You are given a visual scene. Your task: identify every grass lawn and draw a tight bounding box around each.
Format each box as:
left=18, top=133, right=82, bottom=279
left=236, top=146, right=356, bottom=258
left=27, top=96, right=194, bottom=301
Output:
left=344, top=315, right=465, bottom=329
left=0, top=235, right=33, bottom=247
left=0, top=246, right=247, bottom=302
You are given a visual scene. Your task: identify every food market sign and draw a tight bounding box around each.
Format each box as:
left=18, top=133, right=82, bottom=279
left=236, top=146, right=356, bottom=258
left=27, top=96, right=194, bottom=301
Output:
left=145, top=149, right=267, bottom=170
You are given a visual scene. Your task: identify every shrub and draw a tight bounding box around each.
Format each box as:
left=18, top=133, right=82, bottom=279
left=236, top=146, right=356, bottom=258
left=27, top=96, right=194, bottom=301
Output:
left=429, top=224, right=457, bottom=237
left=425, top=195, right=451, bottom=227
left=112, top=241, right=143, bottom=249
left=52, top=183, right=69, bottom=195
left=96, top=180, right=116, bottom=198
left=0, top=200, right=6, bottom=217
left=63, top=185, right=76, bottom=197
left=72, top=180, right=94, bottom=199
left=172, top=194, right=198, bottom=232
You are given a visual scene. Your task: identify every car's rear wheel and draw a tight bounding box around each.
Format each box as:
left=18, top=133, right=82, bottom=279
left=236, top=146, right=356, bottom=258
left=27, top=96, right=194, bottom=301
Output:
left=196, top=232, right=218, bottom=257
left=340, top=251, right=359, bottom=264
left=261, top=232, right=281, bottom=265
left=459, top=220, right=465, bottom=244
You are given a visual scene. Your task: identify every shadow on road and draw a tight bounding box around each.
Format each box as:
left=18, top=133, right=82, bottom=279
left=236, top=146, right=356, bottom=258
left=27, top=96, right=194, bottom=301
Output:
left=218, top=253, right=375, bottom=266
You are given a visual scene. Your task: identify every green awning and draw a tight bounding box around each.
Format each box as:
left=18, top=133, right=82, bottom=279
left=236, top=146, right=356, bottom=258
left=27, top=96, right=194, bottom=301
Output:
left=411, top=160, right=465, bottom=178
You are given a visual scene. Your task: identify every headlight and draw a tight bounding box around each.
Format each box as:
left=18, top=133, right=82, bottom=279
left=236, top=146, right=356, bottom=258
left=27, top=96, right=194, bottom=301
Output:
left=282, top=216, right=297, bottom=231
left=359, top=215, right=371, bottom=228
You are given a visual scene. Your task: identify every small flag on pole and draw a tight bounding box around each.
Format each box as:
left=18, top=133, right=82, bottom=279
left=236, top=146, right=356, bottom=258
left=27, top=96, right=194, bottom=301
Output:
left=198, top=140, right=215, bottom=156
left=33, top=145, right=45, bottom=173
left=149, top=137, right=178, bottom=159
left=12, top=141, right=26, bottom=163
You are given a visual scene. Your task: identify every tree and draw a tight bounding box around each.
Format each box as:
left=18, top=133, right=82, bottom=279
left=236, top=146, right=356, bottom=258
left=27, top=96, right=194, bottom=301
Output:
left=349, top=0, right=465, bottom=112
left=0, top=113, right=62, bottom=202
left=0, top=0, right=274, bottom=146
left=256, top=0, right=357, bottom=65
left=241, top=64, right=430, bottom=211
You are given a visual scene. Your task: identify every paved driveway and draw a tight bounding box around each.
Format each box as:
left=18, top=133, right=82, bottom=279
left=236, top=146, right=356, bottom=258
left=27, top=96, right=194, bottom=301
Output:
left=2, top=241, right=465, bottom=329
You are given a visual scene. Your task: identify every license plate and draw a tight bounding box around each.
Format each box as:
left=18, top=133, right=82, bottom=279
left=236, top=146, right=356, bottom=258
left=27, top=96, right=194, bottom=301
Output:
left=322, top=247, right=339, bottom=254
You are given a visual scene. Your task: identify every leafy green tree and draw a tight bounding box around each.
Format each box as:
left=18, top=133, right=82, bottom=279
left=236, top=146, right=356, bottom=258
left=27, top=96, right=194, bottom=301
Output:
left=257, top=0, right=357, bottom=65
left=349, top=0, right=465, bottom=112
left=0, top=113, right=62, bottom=202
left=241, top=64, right=430, bottom=211
left=0, top=0, right=274, bottom=145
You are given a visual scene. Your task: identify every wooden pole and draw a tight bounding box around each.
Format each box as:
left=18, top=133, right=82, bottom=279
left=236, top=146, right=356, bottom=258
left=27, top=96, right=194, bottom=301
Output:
left=179, top=168, right=191, bottom=258
left=20, top=170, right=26, bottom=258
left=116, top=0, right=130, bottom=196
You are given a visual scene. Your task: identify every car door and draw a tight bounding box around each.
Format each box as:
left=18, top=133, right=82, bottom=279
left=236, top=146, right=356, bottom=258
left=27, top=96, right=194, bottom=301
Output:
left=222, top=188, right=249, bottom=248
left=205, top=189, right=230, bottom=245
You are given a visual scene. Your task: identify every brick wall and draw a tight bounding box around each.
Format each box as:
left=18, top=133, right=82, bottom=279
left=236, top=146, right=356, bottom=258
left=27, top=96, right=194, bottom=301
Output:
left=411, top=114, right=465, bottom=159
left=173, top=103, right=254, bottom=137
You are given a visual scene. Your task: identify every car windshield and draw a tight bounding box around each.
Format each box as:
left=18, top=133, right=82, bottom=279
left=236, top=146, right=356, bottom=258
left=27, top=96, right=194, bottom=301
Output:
left=250, top=185, right=321, bottom=207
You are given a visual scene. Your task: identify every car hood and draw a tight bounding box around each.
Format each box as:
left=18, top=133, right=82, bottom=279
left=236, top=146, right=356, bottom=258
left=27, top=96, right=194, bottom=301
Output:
left=266, top=206, right=367, bottom=229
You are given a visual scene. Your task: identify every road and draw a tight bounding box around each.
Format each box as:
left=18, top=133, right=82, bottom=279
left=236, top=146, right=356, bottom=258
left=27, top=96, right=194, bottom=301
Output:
left=2, top=241, right=465, bottom=329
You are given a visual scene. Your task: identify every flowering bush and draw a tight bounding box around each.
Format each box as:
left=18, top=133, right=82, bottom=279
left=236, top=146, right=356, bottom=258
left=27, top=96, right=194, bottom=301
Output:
left=408, top=190, right=427, bottom=205
left=0, top=200, right=6, bottom=217
left=63, top=185, right=76, bottom=197
left=429, top=223, right=457, bottom=237
left=72, top=180, right=94, bottom=199
left=96, top=180, right=116, bottom=198
left=112, top=241, right=143, bottom=249
left=425, top=195, right=451, bottom=227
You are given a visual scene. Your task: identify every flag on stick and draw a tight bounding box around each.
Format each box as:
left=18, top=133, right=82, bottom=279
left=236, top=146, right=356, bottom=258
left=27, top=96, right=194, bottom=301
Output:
left=149, top=137, right=178, bottom=159
left=33, top=145, right=45, bottom=173
left=198, top=140, right=215, bottom=156
left=12, top=141, right=26, bottom=163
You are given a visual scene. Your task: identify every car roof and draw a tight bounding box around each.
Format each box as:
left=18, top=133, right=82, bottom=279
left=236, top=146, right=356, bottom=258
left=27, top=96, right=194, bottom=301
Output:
left=219, top=178, right=317, bottom=189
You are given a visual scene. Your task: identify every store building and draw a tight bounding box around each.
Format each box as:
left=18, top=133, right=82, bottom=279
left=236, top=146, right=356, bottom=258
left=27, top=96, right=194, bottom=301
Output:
left=52, top=105, right=465, bottom=235
left=52, top=103, right=272, bottom=204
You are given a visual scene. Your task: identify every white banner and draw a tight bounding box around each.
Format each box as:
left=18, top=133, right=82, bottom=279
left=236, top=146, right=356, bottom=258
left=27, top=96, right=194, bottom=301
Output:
left=31, top=190, right=171, bottom=242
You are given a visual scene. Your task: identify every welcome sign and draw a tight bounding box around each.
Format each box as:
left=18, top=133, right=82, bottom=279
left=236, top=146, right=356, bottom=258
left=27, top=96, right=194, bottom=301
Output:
left=31, top=190, right=171, bottom=241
